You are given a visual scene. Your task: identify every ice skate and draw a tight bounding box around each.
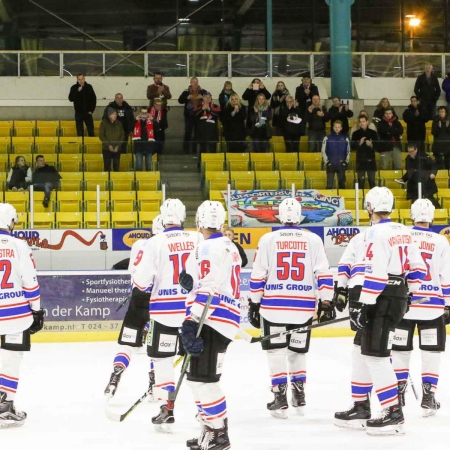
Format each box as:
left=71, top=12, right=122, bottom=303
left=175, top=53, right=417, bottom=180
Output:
left=398, top=381, right=407, bottom=407
left=147, top=372, right=157, bottom=402
left=421, top=383, right=440, bottom=418
left=187, top=414, right=207, bottom=448
left=196, top=420, right=230, bottom=450
left=366, top=404, right=405, bottom=436
left=104, top=366, right=124, bottom=400
left=0, top=392, right=26, bottom=429
left=267, top=383, right=288, bottom=419
left=334, top=397, right=371, bottom=430
left=152, top=401, right=174, bottom=433
left=291, top=381, right=306, bottom=416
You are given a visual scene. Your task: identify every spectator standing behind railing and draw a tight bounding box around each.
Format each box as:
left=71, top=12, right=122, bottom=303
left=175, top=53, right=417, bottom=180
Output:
left=99, top=107, right=125, bottom=172
left=270, top=81, right=290, bottom=136
left=148, top=98, right=168, bottom=156
left=242, top=78, right=271, bottom=130
left=218, top=80, right=236, bottom=111
left=147, top=72, right=172, bottom=128
left=373, top=98, right=397, bottom=124
left=102, top=93, right=135, bottom=154
left=376, top=107, right=403, bottom=170
left=305, top=94, right=329, bottom=153
left=194, top=92, right=221, bottom=156
left=431, top=106, right=450, bottom=170
left=68, top=73, right=96, bottom=137
left=402, top=96, right=428, bottom=152
left=221, top=94, right=247, bottom=153
left=328, top=97, right=354, bottom=136
left=132, top=107, right=156, bottom=171
left=7, top=156, right=32, bottom=191
left=248, top=93, right=272, bottom=153
left=33, top=155, right=61, bottom=208
left=414, top=64, right=441, bottom=121
left=178, top=77, right=208, bottom=154
left=294, top=74, right=319, bottom=115
left=441, top=72, right=450, bottom=110
left=349, top=110, right=377, bottom=139
left=280, top=96, right=304, bottom=153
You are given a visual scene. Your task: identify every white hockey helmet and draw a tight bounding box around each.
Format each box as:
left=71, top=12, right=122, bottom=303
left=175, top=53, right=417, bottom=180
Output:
left=196, top=201, right=226, bottom=230
left=152, top=214, right=164, bottom=235
left=160, top=198, right=186, bottom=226
left=0, top=203, right=18, bottom=230
left=410, top=198, right=435, bottom=223
left=364, top=187, right=394, bottom=213
left=278, top=198, right=302, bottom=224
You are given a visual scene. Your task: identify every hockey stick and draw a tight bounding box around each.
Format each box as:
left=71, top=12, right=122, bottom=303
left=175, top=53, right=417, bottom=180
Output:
left=409, top=374, right=419, bottom=401
left=173, top=355, right=184, bottom=368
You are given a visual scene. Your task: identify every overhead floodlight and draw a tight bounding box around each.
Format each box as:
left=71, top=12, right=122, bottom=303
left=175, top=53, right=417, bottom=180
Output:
left=409, top=18, right=421, bottom=27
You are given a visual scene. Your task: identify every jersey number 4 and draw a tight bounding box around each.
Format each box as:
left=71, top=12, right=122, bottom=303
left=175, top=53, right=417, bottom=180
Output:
left=277, top=252, right=305, bottom=281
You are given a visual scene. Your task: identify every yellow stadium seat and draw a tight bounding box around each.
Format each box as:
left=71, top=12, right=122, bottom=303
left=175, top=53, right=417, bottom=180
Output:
left=225, top=153, right=250, bottom=171
left=304, top=171, right=327, bottom=189
left=14, top=121, right=36, bottom=137
left=204, top=171, right=230, bottom=192
left=11, top=137, right=34, bottom=154
left=302, top=160, right=323, bottom=171
left=15, top=212, right=28, bottom=229
left=256, top=170, right=280, bottom=189
left=57, top=191, right=83, bottom=212
left=59, top=137, right=83, bottom=154
left=274, top=153, right=299, bottom=171
left=59, top=172, right=83, bottom=191
left=435, top=179, right=449, bottom=189
left=58, top=154, right=83, bottom=172
left=32, top=191, right=55, bottom=212
left=231, top=171, right=255, bottom=190
left=84, top=212, right=111, bottom=229
left=84, top=172, right=109, bottom=191
left=30, top=212, right=55, bottom=229
left=280, top=170, right=305, bottom=189
left=209, top=190, right=226, bottom=208
left=250, top=153, right=274, bottom=171
left=94, top=121, right=102, bottom=136
left=83, top=156, right=104, bottom=172
left=399, top=209, right=413, bottom=225
left=56, top=212, right=83, bottom=229
left=83, top=137, right=103, bottom=154
left=5, top=191, right=29, bottom=212
left=435, top=170, right=449, bottom=179
left=433, top=209, right=449, bottom=225
left=111, top=211, right=138, bottom=228
left=139, top=211, right=159, bottom=228
left=270, top=136, right=286, bottom=152
left=120, top=154, right=134, bottom=171
left=350, top=210, right=371, bottom=226
left=0, top=154, right=9, bottom=172
left=109, top=172, right=135, bottom=191
left=379, top=170, right=403, bottom=188
left=135, top=171, right=160, bottom=190
left=35, top=137, right=58, bottom=154
left=201, top=153, right=225, bottom=173
left=136, top=191, right=162, bottom=212
left=84, top=191, right=109, bottom=212
left=110, top=191, right=136, bottom=212
left=395, top=199, right=411, bottom=209
left=59, top=121, right=79, bottom=137
left=36, top=121, right=59, bottom=137
left=0, top=121, right=13, bottom=137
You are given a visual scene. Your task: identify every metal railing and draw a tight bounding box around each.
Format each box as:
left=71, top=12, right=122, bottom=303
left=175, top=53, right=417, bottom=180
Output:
left=2, top=51, right=450, bottom=78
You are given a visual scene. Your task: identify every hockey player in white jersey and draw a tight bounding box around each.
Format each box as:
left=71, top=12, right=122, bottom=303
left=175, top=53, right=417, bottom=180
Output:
left=344, top=187, right=426, bottom=435
left=132, top=199, right=200, bottom=432
left=249, top=198, right=334, bottom=418
left=104, top=214, right=163, bottom=400
left=391, top=199, right=450, bottom=416
left=179, top=200, right=241, bottom=450
left=0, top=203, right=43, bottom=428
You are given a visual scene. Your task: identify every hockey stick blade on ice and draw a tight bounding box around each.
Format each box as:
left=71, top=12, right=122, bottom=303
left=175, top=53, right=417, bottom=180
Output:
left=105, top=390, right=149, bottom=422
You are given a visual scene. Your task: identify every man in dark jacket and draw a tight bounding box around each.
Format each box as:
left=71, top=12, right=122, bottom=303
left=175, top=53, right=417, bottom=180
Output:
left=305, top=95, right=329, bottom=153
left=351, top=115, right=379, bottom=189
left=431, top=106, right=450, bottom=170
left=102, top=93, right=135, bottom=154
left=402, top=96, right=427, bottom=151
left=396, top=142, right=440, bottom=208
left=68, top=73, right=97, bottom=137
left=414, top=64, right=441, bottom=121
left=376, top=108, right=403, bottom=170
left=33, top=155, right=62, bottom=208
left=294, top=75, right=319, bottom=115
left=328, top=97, right=354, bottom=135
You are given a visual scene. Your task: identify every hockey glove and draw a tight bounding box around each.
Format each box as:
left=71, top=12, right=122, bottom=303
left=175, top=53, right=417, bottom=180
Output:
left=406, top=292, right=413, bottom=314
left=180, top=320, right=204, bottom=357
left=30, top=309, right=45, bottom=334
left=317, top=300, right=336, bottom=323
left=349, top=302, right=368, bottom=331
left=444, top=306, right=450, bottom=325
left=248, top=300, right=261, bottom=329
left=333, top=282, right=349, bottom=312
left=179, top=270, right=194, bottom=293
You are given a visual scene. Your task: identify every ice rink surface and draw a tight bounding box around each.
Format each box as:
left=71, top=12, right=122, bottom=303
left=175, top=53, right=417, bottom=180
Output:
left=2, top=336, right=450, bottom=450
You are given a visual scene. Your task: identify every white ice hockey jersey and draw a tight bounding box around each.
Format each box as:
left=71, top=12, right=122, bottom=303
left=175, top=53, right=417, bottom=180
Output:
left=337, top=231, right=367, bottom=290
left=404, top=226, right=450, bottom=320
left=132, top=227, right=201, bottom=327
left=184, top=233, right=241, bottom=341
left=359, top=219, right=427, bottom=305
left=250, top=226, right=334, bottom=324
left=0, top=231, right=40, bottom=335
